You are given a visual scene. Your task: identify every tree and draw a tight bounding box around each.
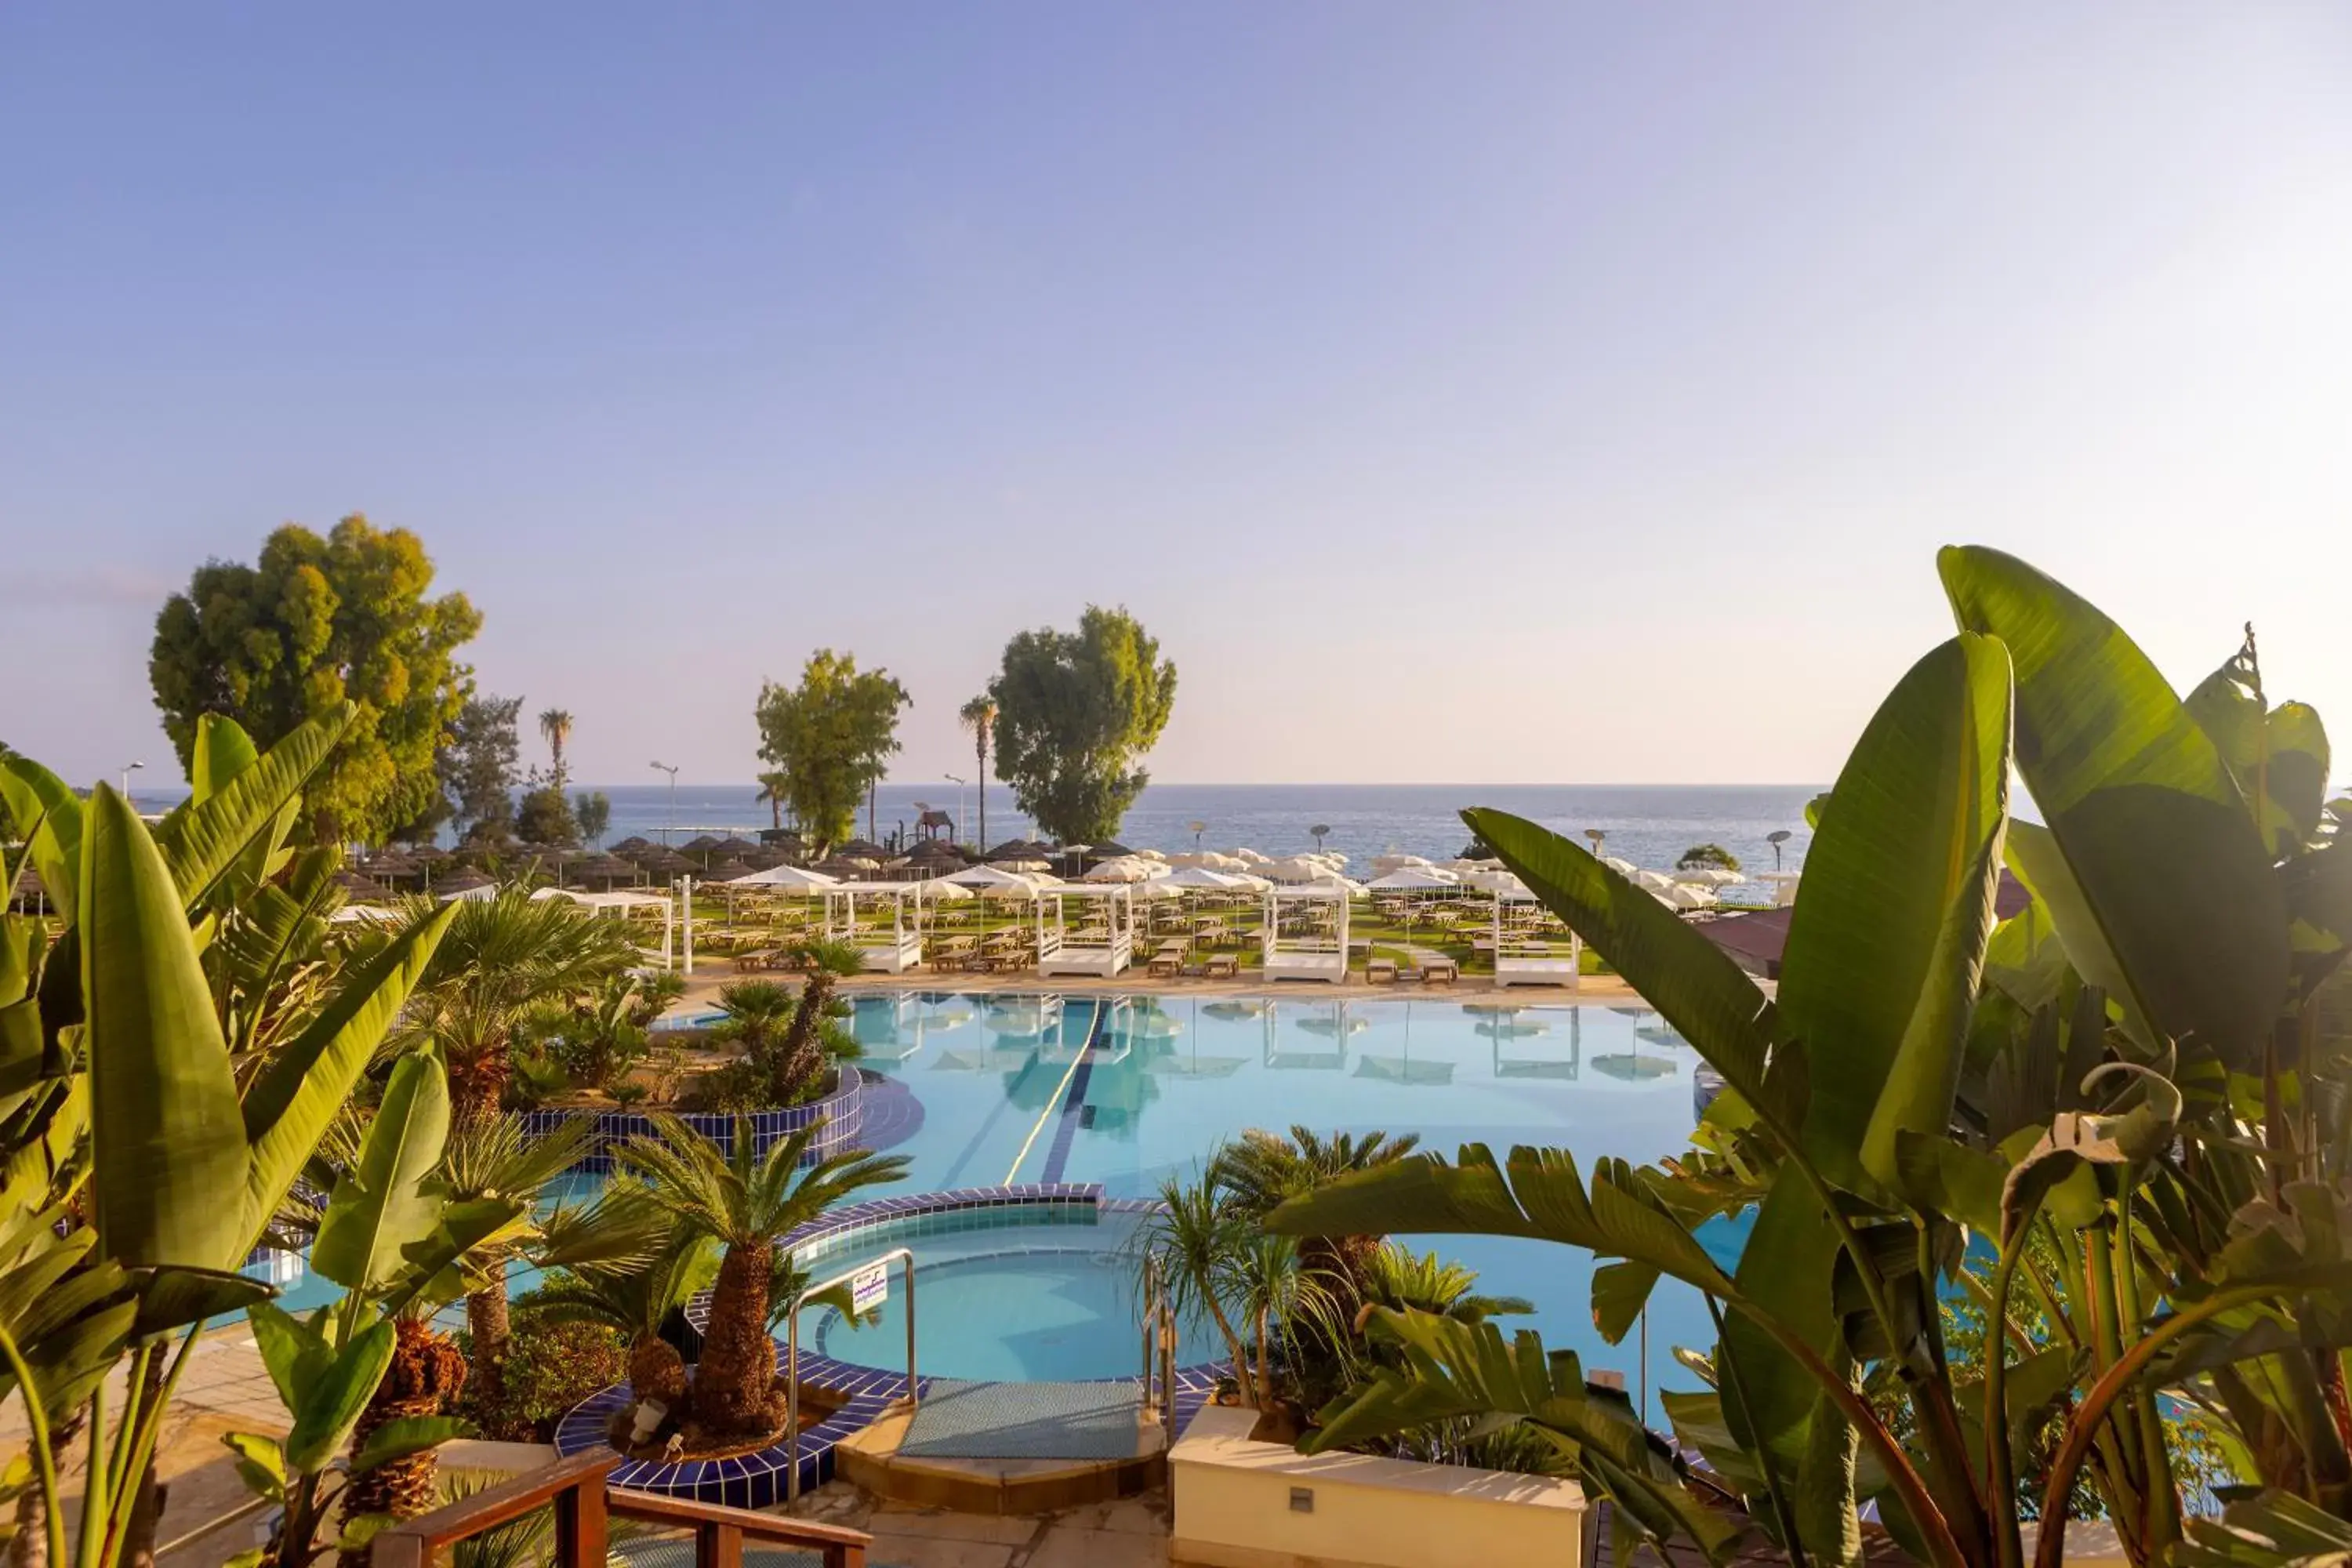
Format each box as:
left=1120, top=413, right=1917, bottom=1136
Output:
left=1676, top=843, right=1740, bottom=871
left=958, top=695, right=997, bottom=848
left=439, top=695, right=521, bottom=844
left=617, top=1118, right=906, bottom=1437
left=752, top=651, right=909, bottom=853
left=149, top=516, right=481, bottom=845
left=987, top=605, right=1175, bottom=843
left=536, top=709, right=573, bottom=792
left=573, top=791, right=611, bottom=847
left=513, top=780, right=577, bottom=847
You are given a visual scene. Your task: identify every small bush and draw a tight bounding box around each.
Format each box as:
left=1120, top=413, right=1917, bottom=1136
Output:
left=1675, top=843, right=1740, bottom=872
left=459, top=1310, right=629, bottom=1442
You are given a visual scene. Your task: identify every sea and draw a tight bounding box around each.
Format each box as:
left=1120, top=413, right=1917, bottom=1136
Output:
left=577, top=782, right=1819, bottom=880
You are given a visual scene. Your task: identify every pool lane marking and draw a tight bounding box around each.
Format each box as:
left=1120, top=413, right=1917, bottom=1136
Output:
left=1038, top=1008, right=1109, bottom=1185
left=1003, top=1001, right=1100, bottom=1185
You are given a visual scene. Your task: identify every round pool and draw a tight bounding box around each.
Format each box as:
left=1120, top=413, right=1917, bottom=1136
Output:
left=786, top=1203, right=1204, bottom=1384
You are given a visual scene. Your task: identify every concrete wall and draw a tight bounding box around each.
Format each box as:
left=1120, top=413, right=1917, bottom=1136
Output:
left=1170, top=1406, right=1584, bottom=1568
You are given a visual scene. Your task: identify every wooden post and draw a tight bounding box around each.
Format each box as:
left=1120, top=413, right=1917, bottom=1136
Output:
left=552, top=1468, right=607, bottom=1568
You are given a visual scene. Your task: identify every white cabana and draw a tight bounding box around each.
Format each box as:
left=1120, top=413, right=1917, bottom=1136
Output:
left=1365, top=866, right=1460, bottom=894
left=821, top=880, right=925, bottom=973
left=1161, top=865, right=1251, bottom=891
left=1494, top=886, right=1581, bottom=989
left=533, top=885, right=681, bottom=970
left=1261, top=883, right=1349, bottom=984
left=1373, top=854, right=1437, bottom=873
left=1037, top=882, right=1136, bottom=977
left=1081, top=855, right=1162, bottom=884
left=1759, top=870, right=1802, bottom=907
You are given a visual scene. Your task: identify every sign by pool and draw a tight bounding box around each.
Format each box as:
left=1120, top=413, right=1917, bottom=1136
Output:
left=850, top=1261, right=889, bottom=1314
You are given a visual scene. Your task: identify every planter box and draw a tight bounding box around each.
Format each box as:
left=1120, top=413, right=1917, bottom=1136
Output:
left=1170, top=1405, right=1584, bottom=1568
left=517, top=1068, right=865, bottom=1172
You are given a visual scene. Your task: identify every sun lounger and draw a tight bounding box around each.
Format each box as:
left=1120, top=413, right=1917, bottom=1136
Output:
left=1423, top=956, right=1460, bottom=985
left=1206, top=953, right=1240, bottom=978
left=1366, top=958, right=1398, bottom=985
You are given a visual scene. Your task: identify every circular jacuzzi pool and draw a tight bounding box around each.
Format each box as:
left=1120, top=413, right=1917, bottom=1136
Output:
left=785, top=1201, right=1203, bottom=1384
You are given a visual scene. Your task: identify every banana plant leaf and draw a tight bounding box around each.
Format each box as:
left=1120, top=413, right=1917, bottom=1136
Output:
left=2183, top=636, right=2332, bottom=855
left=0, top=760, right=84, bottom=925
left=1940, top=546, right=2287, bottom=1066
left=312, top=1051, right=452, bottom=1294
left=350, top=1415, right=474, bottom=1477
left=1461, top=808, right=1788, bottom=1128
left=1777, top=633, right=2011, bottom=1189
left=79, top=785, right=251, bottom=1270
left=1305, top=1308, right=1744, bottom=1563
left=281, top=1317, right=395, bottom=1475
left=156, top=705, right=353, bottom=914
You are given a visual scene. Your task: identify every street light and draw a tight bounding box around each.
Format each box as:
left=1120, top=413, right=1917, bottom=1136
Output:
left=649, top=760, right=679, bottom=845
left=120, top=760, right=145, bottom=798
left=1766, top=829, right=1792, bottom=872
left=943, top=774, right=966, bottom=845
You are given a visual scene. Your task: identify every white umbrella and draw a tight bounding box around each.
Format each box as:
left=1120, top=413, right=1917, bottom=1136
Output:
left=913, top=877, right=975, bottom=900
left=1671, top=867, right=1745, bottom=887
left=946, top=863, right=1045, bottom=891
left=1659, top=882, right=1719, bottom=912
left=1082, top=855, right=1159, bottom=883
left=1232, top=848, right=1272, bottom=865
left=1137, top=848, right=1169, bottom=862
left=1365, top=867, right=1460, bottom=892
left=731, top=862, right=841, bottom=889
left=1600, top=855, right=1641, bottom=877
left=1163, top=866, right=1250, bottom=891
left=1260, top=855, right=1338, bottom=884
left=1371, top=853, right=1436, bottom=875
left=1635, top=869, right=1678, bottom=892
left=1464, top=868, right=1531, bottom=896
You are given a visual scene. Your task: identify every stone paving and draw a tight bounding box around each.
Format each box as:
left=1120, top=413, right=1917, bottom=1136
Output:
left=786, top=1481, right=1171, bottom=1568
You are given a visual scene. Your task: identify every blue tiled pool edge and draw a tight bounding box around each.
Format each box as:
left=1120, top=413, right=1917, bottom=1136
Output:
left=555, top=1183, right=1226, bottom=1508
left=518, top=1067, right=866, bottom=1173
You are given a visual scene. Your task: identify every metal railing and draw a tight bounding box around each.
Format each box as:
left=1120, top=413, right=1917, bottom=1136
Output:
left=373, top=1451, right=870, bottom=1568
left=1138, top=1254, right=1177, bottom=1440
left=784, top=1247, right=917, bottom=1502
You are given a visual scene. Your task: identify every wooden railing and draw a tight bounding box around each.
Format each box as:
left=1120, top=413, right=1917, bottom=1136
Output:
left=372, top=1452, right=870, bottom=1568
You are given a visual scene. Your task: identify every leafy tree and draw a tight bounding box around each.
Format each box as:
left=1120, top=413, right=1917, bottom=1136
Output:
left=959, top=695, right=997, bottom=848
left=536, top=709, right=573, bottom=792
left=572, top=790, right=611, bottom=847
left=988, top=605, right=1175, bottom=843
left=513, top=780, right=577, bottom=847
left=440, top=694, right=521, bottom=844
left=1676, top=842, right=1740, bottom=871
left=752, top=651, right=909, bottom=853
left=148, top=516, right=481, bottom=845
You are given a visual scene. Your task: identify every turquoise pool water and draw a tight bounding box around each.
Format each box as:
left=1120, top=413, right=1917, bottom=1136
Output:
left=249, top=992, right=1729, bottom=1408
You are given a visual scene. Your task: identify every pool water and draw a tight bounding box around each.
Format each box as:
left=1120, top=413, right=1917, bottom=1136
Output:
left=247, top=993, right=1740, bottom=1409
left=790, top=1205, right=1205, bottom=1383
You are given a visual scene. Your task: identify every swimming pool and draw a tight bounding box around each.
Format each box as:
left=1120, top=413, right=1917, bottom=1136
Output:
left=248, top=992, right=1730, bottom=1408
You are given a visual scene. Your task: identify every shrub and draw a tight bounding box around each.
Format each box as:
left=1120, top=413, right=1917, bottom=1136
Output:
left=457, top=1308, right=630, bottom=1442
left=1674, top=843, right=1740, bottom=871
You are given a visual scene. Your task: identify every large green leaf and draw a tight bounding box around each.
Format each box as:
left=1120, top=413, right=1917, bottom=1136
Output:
left=311, top=1051, right=452, bottom=1293
left=2003, top=822, right=2157, bottom=1051
left=0, top=759, right=85, bottom=925
left=1464, top=808, right=1784, bottom=1124
left=282, top=1318, right=394, bottom=1475
left=241, top=902, right=456, bottom=1227
left=245, top=1300, right=333, bottom=1412
left=1305, top=1310, right=1743, bottom=1563
left=78, top=786, right=249, bottom=1270
left=2183, top=637, right=2332, bottom=855
left=188, top=714, right=260, bottom=801
left=1940, top=546, right=2287, bottom=1065
left=156, top=705, right=353, bottom=914
left=1778, top=633, right=2011, bottom=1189
left=1268, top=1143, right=1737, bottom=1299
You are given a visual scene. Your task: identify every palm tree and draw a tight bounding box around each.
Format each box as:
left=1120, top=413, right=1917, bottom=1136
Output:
left=339, top=1318, right=470, bottom=1545
left=401, top=888, right=644, bottom=1120
left=1217, top=1127, right=1423, bottom=1308
left=437, top=1115, right=640, bottom=1431
left=1143, top=1171, right=1263, bottom=1406
left=616, top=1116, right=907, bottom=1436
left=755, top=770, right=792, bottom=833
left=958, top=696, right=996, bottom=850
left=538, top=708, right=574, bottom=791
left=530, top=1193, right=720, bottom=1411
left=771, top=941, right=864, bottom=1105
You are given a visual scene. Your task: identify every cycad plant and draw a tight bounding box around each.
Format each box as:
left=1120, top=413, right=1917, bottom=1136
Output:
left=1218, top=1127, right=1422, bottom=1312
left=529, top=1194, right=720, bottom=1410
left=615, top=1117, right=906, bottom=1437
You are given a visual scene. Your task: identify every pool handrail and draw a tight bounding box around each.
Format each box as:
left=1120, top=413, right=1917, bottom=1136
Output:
left=785, top=1245, right=917, bottom=1502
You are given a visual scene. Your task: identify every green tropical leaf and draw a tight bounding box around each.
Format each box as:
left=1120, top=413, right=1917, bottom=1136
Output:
left=1462, top=808, right=1784, bottom=1125
left=132, top=1265, right=274, bottom=1338
left=311, top=1051, right=452, bottom=1293
left=1778, top=633, right=2012, bottom=1189
left=1940, top=546, right=2287, bottom=1065
left=155, top=705, right=353, bottom=914
left=349, top=1414, right=474, bottom=1476
left=220, top=1432, right=286, bottom=1504
left=78, top=785, right=249, bottom=1270
left=2003, top=822, right=2157, bottom=1051
left=245, top=1300, right=332, bottom=1412
left=0, top=758, right=84, bottom=925
left=282, top=1318, right=394, bottom=1475
left=241, top=902, right=456, bottom=1226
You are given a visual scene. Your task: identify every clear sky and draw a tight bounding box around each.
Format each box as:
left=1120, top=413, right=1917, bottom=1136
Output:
left=5, top=4, right=2348, bottom=789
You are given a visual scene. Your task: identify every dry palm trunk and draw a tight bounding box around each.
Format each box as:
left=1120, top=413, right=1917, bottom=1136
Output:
left=464, top=1267, right=512, bottom=1436
left=629, top=1333, right=688, bottom=1410
left=338, top=1321, right=466, bottom=1568
left=694, top=1243, right=780, bottom=1436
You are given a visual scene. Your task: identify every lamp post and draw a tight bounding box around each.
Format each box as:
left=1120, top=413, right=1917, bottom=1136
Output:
left=120, top=760, right=145, bottom=798
left=649, top=760, right=679, bottom=845
left=944, top=774, right=966, bottom=845
left=1584, top=829, right=1606, bottom=862
left=1766, top=829, right=1791, bottom=872
left=1188, top=820, right=1207, bottom=851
